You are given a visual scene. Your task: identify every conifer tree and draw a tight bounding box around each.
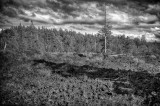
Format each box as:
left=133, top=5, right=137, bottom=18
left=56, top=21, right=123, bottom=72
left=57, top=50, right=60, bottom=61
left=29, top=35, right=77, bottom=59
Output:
left=98, top=4, right=112, bottom=54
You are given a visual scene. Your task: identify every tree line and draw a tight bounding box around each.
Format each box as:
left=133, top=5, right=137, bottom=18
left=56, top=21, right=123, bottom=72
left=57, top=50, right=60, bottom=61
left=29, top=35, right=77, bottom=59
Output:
left=0, top=24, right=160, bottom=59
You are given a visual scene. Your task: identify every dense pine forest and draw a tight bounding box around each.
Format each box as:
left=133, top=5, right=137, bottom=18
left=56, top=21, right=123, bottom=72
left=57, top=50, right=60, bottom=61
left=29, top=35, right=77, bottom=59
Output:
left=1, top=24, right=160, bottom=106
left=1, top=24, right=160, bottom=58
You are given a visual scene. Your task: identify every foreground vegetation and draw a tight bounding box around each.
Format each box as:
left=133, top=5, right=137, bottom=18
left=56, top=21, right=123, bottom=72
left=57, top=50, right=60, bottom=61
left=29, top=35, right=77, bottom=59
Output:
left=1, top=51, right=160, bottom=106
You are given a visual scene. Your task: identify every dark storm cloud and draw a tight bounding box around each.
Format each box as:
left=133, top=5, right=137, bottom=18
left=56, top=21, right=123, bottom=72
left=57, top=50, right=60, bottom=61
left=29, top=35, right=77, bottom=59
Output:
left=0, top=15, right=11, bottom=24
left=1, top=7, right=19, bottom=18
left=80, top=0, right=127, bottom=5
left=18, top=15, right=50, bottom=24
left=0, top=0, right=30, bottom=11
left=0, top=1, right=20, bottom=21
left=53, top=18, right=120, bottom=26
left=128, top=0, right=160, bottom=23
left=84, top=25, right=101, bottom=29
left=53, top=17, right=123, bottom=26
left=114, top=25, right=135, bottom=30
left=60, top=19, right=103, bottom=25
left=132, top=15, right=159, bottom=26
left=154, top=33, right=160, bottom=39
left=0, top=0, right=46, bottom=9
left=0, top=15, right=12, bottom=28
left=46, top=0, right=78, bottom=17
left=146, top=5, right=160, bottom=21
left=129, top=0, right=160, bottom=4
left=70, top=26, right=86, bottom=31
left=0, top=0, right=47, bottom=25
left=152, top=27, right=160, bottom=39
left=114, top=24, right=160, bottom=32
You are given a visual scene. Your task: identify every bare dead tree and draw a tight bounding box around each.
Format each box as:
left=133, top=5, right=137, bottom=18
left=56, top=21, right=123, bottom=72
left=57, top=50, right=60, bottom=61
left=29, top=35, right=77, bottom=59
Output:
left=100, top=3, right=111, bottom=54
left=3, top=42, right=7, bottom=52
left=104, top=4, right=107, bottom=54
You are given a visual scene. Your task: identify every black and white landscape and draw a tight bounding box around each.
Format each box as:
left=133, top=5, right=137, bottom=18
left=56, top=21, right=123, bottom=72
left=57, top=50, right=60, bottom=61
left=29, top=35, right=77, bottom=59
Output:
left=0, top=0, right=160, bottom=106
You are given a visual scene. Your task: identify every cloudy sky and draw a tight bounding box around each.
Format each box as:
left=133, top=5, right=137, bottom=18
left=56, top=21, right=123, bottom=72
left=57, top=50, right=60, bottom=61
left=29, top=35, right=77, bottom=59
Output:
left=0, top=0, right=160, bottom=41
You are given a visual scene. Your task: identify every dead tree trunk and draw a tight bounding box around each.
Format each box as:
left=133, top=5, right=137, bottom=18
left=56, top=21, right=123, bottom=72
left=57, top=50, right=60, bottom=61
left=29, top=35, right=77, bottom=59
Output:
left=104, top=4, right=107, bottom=54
